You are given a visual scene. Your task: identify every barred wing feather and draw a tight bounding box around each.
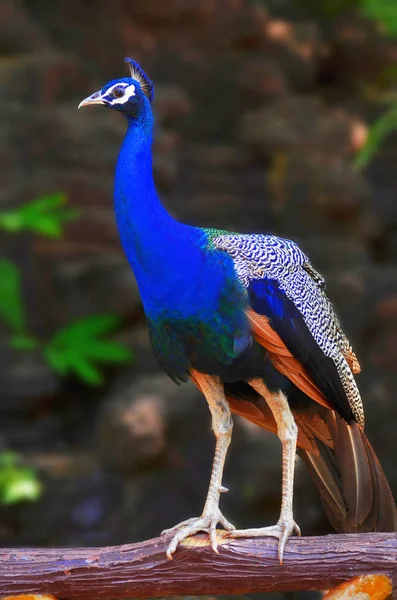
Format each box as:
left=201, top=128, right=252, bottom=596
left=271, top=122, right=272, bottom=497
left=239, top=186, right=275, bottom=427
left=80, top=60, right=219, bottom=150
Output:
left=211, top=232, right=363, bottom=425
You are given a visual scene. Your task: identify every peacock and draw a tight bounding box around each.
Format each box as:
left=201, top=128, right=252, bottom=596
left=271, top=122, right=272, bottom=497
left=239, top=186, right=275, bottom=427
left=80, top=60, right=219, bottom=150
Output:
left=79, top=58, right=397, bottom=563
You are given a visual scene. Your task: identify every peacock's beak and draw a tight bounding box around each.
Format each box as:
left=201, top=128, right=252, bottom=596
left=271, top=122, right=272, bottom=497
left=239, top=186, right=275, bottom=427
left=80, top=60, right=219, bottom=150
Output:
left=78, top=92, right=106, bottom=109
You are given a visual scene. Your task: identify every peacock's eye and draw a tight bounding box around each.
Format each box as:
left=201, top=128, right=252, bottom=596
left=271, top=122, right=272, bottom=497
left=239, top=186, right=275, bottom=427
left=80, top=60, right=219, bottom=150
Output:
left=113, top=87, right=125, bottom=98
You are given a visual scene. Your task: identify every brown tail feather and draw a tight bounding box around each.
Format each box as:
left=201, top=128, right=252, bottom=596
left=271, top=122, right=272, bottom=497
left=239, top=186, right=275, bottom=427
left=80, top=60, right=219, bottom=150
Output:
left=300, top=413, right=397, bottom=533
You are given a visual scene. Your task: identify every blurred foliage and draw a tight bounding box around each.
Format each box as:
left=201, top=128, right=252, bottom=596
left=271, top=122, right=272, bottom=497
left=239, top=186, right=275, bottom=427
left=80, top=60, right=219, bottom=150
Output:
left=0, top=259, right=133, bottom=386
left=45, top=314, right=133, bottom=386
left=0, top=452, right=42, bottom=505
left=0, top=193, right=78, bottom=238
left=0, top=260, right=26, bottom=334
left=361, top=0, right=397, bottom=36
left=0, top=194, right=134, bottom=386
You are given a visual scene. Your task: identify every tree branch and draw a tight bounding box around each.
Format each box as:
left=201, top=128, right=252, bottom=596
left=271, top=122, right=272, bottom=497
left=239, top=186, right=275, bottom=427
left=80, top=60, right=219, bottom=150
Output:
left=0, top=532, right=396, bottom=599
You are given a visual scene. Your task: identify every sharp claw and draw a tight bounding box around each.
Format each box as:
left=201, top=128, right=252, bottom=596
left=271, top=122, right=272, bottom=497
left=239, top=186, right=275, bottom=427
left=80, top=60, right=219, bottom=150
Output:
left=278, top=519, right=300, bottom=564
left=166, top=541, right=176, bottom=559
left=210, top=526, right=218, bottom=553
left=166, top=526, right=190, bottom=559
left=278, top=531, right=288, bottom=564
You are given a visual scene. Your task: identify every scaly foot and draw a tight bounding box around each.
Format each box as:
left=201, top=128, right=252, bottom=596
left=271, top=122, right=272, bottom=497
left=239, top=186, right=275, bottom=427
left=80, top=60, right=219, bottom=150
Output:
left=226, top=517, right=301, bottom=564
left=162, top=508, right=235, bottom=558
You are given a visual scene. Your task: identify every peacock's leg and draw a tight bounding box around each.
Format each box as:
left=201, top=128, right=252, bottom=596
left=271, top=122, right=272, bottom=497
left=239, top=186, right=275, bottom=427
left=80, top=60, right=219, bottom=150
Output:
left=228, top=379, right=300, bottom=564
left=162, top=371, right=235, bottom=558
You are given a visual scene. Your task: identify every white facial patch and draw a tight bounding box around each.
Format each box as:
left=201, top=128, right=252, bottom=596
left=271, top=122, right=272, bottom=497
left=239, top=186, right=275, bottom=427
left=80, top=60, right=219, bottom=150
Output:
left=106, top=82, right=136, bottom=106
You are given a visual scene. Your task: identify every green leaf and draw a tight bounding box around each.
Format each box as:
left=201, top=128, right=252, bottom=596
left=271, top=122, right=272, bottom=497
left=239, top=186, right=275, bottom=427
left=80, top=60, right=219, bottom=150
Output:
left=0, top=452, right=42, bottom=505
left=354, top=104, right=397, bottom=169
left=11, top=334, right=39, bottom=351
left=44, top=345, right=70, bottom=376
left=67, top=355, right=104, bottom=386
left=2, top=471, right=42, bottom=504
left=23, top=193, right=66, bottom=211
left=53, top=314, right=122, bottom=344
left=26, top=216, right=64, bottom=238
left=0, top=260, right=26, bottom=332
left=0, top=193, right=78, bottom=238
left=44, top=314, right=133, bottom=386
left=361, top=0, right=397, bottom=36
left=0, top=212, right=23, bottom=232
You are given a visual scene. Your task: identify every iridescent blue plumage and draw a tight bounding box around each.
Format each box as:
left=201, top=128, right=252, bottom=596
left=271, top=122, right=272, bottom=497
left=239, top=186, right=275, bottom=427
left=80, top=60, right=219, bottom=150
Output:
left=79, top=59, right=397, bottom=560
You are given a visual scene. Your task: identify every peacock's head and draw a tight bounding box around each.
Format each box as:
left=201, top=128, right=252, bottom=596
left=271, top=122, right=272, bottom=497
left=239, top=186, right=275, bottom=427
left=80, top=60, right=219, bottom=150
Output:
left=78, top=58, right=154, bottom=119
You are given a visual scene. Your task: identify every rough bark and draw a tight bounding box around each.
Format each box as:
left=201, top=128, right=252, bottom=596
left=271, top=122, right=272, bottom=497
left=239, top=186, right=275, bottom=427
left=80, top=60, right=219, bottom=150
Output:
left=0, top=532, right=396, bottom=599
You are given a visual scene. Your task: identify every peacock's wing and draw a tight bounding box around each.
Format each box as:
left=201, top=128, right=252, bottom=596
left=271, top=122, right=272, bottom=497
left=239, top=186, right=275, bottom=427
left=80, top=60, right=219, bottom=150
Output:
left=209, top=231, right=363, bottom=426
left=205, top=232, right=397, bottom=533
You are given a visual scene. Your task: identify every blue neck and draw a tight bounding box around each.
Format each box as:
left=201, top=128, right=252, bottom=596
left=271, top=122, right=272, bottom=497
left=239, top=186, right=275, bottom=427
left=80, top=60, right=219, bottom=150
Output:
left=114, top=111, right=201, bottom=311
left=115, top=113, right=168, bottom=238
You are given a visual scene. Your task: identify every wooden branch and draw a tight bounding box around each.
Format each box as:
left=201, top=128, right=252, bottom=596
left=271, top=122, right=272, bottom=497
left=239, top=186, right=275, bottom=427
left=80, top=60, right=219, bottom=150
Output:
left=0, top=532, right=396, bottom=599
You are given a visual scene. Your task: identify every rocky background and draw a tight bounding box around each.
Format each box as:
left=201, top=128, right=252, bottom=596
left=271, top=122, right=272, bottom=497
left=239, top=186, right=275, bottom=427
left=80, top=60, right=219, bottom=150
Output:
left=1, top=0, right=397, bottom=598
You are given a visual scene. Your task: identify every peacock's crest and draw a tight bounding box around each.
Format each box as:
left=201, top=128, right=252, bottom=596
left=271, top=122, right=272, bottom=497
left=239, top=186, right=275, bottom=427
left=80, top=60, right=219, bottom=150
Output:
left=125, top=58, right=154, bottom=103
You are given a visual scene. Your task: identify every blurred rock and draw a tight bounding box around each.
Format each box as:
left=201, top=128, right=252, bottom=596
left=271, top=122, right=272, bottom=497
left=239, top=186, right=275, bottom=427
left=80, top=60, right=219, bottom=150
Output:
left=97, top=374, right=201, bottom=472
left=99, top=392, right=166, bottom=472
